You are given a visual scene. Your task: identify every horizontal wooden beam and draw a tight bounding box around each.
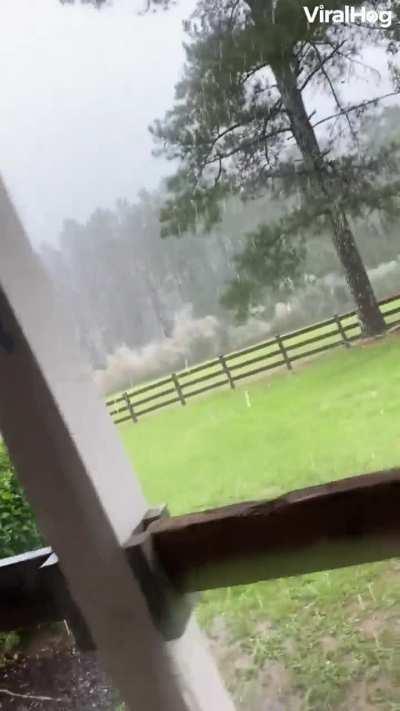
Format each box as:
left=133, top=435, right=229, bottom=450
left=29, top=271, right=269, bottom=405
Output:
left=1, top=468, right=400, bottom=638
left=0, top=547, right=94, bottom=648
left=149, top=468, right=400, bottom=592
left=0, top=548, right=58, bottom=631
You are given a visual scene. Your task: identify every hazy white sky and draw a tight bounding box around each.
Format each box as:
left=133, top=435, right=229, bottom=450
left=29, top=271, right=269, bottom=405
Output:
left=0, top=0, right=395, bottom=247
left=0, top=0, right=193, bottom=245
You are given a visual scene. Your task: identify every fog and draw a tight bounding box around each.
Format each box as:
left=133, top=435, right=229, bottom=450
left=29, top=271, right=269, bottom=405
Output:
left=0, top=0, right=193, bottom=246
left=93, top=254, right=400, bottom=396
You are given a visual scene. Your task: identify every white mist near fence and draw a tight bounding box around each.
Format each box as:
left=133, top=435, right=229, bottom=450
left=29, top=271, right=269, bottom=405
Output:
left=93, top=305, right=220, bottom=396
left=93, top=257, right=400, bottom=397
left=93, top=305, right=274, bottom=396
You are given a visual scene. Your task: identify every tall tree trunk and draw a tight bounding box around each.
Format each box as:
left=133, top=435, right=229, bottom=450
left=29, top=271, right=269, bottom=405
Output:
left=144, top=269, right=173, bottom=338
left=271, top=59, right=385, bottom=336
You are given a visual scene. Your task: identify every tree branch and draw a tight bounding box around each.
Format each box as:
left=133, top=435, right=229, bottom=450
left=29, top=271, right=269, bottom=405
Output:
left=311, top=42, right=358, bottom=142
left=299, top=41, right=346, bottom=92
left=311, top=91, right=400, bottom=131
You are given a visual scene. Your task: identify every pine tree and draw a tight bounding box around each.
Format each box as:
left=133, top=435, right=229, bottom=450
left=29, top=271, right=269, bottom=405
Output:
left=150, top=0, right=400, bottom=333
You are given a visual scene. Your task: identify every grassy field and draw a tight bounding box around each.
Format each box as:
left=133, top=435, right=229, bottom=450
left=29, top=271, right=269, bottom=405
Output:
left=119, top=333, right=400, bottom=710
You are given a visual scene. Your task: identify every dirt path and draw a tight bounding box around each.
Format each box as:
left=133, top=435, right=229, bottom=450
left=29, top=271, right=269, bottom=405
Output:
left=0, top=648, right=119, bottom=710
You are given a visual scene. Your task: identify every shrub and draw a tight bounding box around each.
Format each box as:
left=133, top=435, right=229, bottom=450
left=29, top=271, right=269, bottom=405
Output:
left=0, top=443, right=43, bottom=559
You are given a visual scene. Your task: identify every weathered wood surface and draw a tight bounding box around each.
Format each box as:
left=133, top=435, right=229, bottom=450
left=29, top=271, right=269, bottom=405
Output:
left=149, top=468, right=400, bottom=592
left=0, top=548, right=58, bottom=631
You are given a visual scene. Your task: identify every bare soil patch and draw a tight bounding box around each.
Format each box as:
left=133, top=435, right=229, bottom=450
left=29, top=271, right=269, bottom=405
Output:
left=0, top=635, right=118, bottom=711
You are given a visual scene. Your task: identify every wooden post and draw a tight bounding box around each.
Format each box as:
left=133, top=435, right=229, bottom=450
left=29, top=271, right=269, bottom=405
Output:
left=334, top=313, right=351, bottom=348
left=276, top=333, right=293, bottom=371
left=219, top=354, right=235, bottom=390
left=0, top=177, right=234, bottom=711
left=172, top=372, right=186, bottom=406
left=123, top=391, right=137, bottom=423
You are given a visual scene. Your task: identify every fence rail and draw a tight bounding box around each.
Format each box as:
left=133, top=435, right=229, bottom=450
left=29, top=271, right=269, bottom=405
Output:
left=106, top=292, right=400, bottom=425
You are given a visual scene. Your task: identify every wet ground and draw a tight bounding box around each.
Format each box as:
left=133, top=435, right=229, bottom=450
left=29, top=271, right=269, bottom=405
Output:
left=0, top=629, right=119, bottom=711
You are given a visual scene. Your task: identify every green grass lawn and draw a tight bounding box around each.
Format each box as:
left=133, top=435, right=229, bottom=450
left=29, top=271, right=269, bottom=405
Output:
left=119, top=333, right=400, bottom=710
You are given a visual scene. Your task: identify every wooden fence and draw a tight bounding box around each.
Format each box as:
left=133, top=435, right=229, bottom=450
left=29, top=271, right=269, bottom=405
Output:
left=106, top=292, right=400, bottom=425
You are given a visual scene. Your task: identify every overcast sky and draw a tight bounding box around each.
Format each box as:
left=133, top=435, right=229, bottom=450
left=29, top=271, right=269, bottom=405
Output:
left=0, top=0, right=395, bottom=247
left=0, top=0, right=194, bottom=246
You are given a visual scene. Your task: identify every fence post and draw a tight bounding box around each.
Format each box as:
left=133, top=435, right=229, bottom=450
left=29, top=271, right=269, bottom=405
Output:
left=276, top=333, right=293, bottom=371
left=123, top=391, right=137, bottom=423
left=219, top=354, right=235, bottom=390
left=334, top=313, right=350, bottom=348
left=172, top=372, right=186, bottom=406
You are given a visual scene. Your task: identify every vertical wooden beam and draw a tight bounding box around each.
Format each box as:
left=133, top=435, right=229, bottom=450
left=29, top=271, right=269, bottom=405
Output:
left=0, top=177, right=234, bottom=711
left=172, top=372, right=186, bottom=406
left=123, top=391, right=138, bottom=423
left=219, top=354, right=235, bottom=390
left=276, top=333, right=293, bottom=371
left=334, top=313, right=351, bottom=348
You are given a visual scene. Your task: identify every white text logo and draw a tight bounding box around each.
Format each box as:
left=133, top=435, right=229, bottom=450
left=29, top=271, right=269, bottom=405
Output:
left=303, top=4, right=392, bottom=27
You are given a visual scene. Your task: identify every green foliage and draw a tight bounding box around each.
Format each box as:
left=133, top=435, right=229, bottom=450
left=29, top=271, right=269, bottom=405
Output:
left=0, top=446, right=43, bottom=659
left=158, top=168, right=234, bottom=237
left=0, top=444, right=42, bottom=559
left=221, top=220, right=306, bottom=319
left=221, top=276, right=261, bottom=323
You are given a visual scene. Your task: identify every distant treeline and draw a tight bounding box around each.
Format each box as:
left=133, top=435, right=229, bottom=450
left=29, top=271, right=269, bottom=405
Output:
left=39, top=107, right=400, bottom=369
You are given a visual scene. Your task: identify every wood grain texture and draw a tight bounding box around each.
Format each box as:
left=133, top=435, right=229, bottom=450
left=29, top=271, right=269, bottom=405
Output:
left=149, top=468, right=400, bottom=591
